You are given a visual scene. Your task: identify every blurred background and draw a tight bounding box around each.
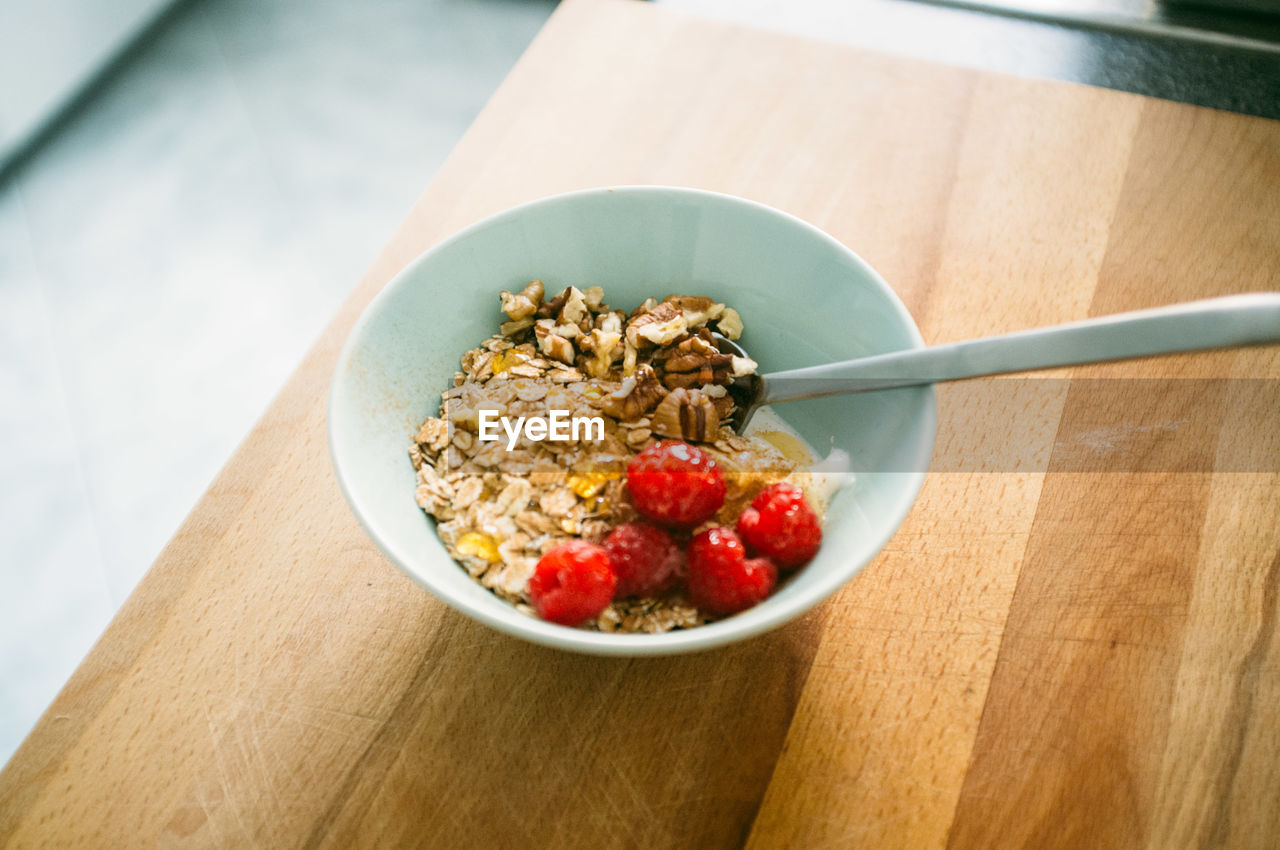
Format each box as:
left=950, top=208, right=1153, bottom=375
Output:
left=1, top=0, right=1277, bottom=765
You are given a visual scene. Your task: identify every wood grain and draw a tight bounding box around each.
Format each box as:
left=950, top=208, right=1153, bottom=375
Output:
left=745, top=74, right=1145, bottom=850
left=946, top=99, right=1280, bottom=850
left=2, top=1, right=1278, bottom=847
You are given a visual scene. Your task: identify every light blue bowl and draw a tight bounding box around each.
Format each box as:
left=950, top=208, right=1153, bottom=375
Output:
left=329, top=186, right=935, bottom=655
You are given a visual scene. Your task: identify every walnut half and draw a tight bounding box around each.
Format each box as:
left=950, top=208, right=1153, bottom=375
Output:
left=650, top=387, right=721, bottom=442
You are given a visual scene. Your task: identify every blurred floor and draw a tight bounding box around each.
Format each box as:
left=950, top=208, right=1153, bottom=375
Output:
left=0, top=0, right=556, bottom=765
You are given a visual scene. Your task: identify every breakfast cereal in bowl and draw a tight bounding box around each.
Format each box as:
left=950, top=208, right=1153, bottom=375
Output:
left=410, top=282, right=837, bottom=632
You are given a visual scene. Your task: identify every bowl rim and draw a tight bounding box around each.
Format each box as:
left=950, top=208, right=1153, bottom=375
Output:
left=328, top=185, right=936, bottom=656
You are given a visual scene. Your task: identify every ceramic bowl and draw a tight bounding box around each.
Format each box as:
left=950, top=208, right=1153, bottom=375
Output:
left=329, top=186, right=935, bottom=655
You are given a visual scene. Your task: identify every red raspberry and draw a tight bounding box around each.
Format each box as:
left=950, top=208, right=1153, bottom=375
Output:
left=626, top=440, right=726, bottom=527
left=736, top=483, right=822, bottom=569
left=603, top=522, right=685, bottom=598
left=686, top=527, right=777, bottom=615
left=528, top=540, right=617, bottom=626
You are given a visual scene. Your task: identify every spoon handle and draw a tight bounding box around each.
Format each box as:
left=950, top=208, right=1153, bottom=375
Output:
left=759, top=292, right=1280, bottom=404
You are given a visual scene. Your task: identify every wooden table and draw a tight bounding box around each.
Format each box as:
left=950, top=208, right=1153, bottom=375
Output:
left=3, top=0, right=1278, bottom=846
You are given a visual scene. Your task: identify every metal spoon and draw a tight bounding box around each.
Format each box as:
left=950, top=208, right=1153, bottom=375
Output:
left=716, top=292, right=1280, bottom=434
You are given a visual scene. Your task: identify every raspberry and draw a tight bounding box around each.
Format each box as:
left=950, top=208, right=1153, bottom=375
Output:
left=625, top=440, right=726, bottom=527
left=736, top=483, right=822, bottom=569
left=528, top=540, right=617, bottom=626
left=603, top=523, right=685, bottom=598
left=687, top=527, right=777, bottom=615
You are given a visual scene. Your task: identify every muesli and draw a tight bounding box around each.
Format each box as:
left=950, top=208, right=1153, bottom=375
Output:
left=409, top=282, right=828, bottom=632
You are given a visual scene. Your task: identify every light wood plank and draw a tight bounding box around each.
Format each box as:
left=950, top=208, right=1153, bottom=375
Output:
left=745, top=76, right=1144, bottom=850
left=946, top=96, right=1280, bottom=850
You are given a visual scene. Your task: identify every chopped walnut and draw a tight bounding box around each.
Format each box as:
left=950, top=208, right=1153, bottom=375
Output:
left=500, top=280, right=544, bottom=321
left=621, top=338, right=639, bottom=376
left=730, top=354, right=758, bottom=377
left=536, top=288, right=568, bottom=319
left=663, top=367, right=731, bottom=390
left=534, top=323, right=575, bottom=364
left=500, top=317, right=534, bottom=336
left=536, top=316, right=581, bottom=340
left=597, top=364, right=666, bottom=420
left=596, top=311, right=623, bottom=334
left=534, top=285, right=595, bottom=333
left=714, top=306, right=744, bottom=340
left=581, top=331, right=621, bottom=378
left=578, top=312, right=624, bottom=379
left=583, top=286, right=605, bottom=311
left=559, top=286, right=590, bottom=328
left=660, top=333, right=733, bottom=374
left=664, top=295, right=724, bottom=328
left=626, top=302, right=687, bottom=348
left=710, top=393, right=735, bottom=420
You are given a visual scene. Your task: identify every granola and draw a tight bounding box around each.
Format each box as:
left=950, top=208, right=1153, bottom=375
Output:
left=410, top=282, right=820, bottom=633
